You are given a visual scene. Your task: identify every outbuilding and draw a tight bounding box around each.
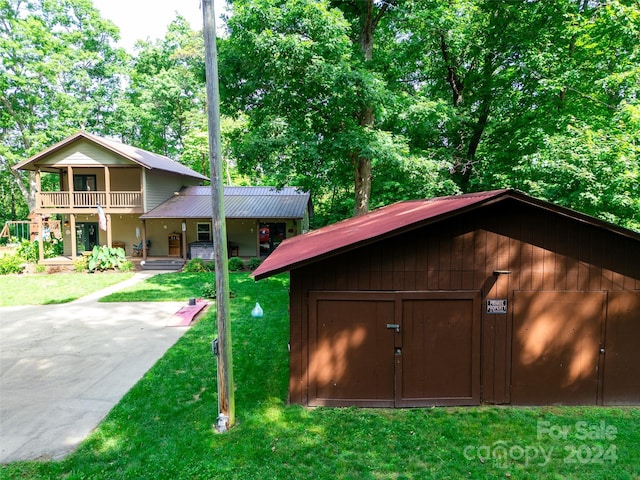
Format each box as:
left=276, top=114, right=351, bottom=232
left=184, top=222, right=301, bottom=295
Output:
left=252, top=189, right=640, bottom=407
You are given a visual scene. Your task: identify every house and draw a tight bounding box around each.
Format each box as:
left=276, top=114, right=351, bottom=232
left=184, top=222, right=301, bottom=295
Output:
left=252, top=189, right=640, bottom=407
left=13, top=132, right=311, bottom=264
left=140, top=185, right=311, bottom=259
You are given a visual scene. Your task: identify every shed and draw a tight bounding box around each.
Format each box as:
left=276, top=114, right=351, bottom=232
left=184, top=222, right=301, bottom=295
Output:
left=252, top=189, right=640, bottom=407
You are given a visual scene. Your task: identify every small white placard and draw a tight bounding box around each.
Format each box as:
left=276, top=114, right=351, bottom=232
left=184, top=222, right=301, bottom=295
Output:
left=487, top=299, right=507, bottom=314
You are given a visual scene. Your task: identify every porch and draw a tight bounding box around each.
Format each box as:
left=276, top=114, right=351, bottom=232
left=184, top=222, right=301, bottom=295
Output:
left=39, top=255, right=186, bottom=272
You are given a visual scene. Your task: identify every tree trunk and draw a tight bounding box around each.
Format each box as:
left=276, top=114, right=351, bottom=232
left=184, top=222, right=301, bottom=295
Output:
left=353, top=0, right=388, bottom=216
left=440, top=34, right=464, bottom=107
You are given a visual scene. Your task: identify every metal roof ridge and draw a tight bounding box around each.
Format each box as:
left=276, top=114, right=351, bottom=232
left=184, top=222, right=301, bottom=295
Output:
left=426, top=188, right=512, bottom=203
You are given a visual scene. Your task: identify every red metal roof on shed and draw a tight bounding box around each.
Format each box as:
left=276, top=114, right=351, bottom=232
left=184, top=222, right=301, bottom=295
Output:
left=251, top=189, right=640, bottom=280
left=252, top=190, right=509, bottom=279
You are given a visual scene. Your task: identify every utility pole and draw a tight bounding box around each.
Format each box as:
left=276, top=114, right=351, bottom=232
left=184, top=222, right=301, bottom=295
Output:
left=202, top=0, right=235, bottom=432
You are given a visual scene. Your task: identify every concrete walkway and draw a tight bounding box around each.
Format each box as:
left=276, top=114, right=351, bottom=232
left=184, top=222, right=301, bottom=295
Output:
left=0, top=272, right=191, bottom=463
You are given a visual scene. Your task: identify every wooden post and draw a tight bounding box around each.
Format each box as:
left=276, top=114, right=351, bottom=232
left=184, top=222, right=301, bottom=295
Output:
left=142, top=220, right=147, bottom=260
left=182, top=219, right=188, bottom=261
left=68, top=166, right=74, bottom=208
left=37, top=214, right=44, bottom=263
left=70, top=214, right=77, bottom=258
left=106, top=214, right=112, bottom=247
left=202, top=0, right=235, bottom=432
left=104, top=166, right=111, bottom=208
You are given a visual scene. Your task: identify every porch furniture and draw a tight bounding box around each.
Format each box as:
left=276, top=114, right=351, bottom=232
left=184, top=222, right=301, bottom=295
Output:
left=133, top=240, right=151, bottom=257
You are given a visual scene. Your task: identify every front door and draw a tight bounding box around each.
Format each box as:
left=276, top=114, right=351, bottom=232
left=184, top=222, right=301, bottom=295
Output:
left=307, top=291, right=481, bottom=407
left=76, top=222, right=98, bottom=254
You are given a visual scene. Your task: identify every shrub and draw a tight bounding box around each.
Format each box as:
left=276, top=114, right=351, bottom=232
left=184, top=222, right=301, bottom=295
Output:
left=15, top=238, right=63, bottom=262
left=184, top=258, right=206, bottom=272
left=201, top=282, right=217, bottom=298
left=247, top=257, right=262, bottom=270
left=0, top=237, right=7, bottom=246
left=228, top=257, right=244, bottom=271
left=73, top=256, right=88, bottom=273
left=201, top=282, right=237, bottom=299
left=0, top=254, right=25, bottom=275
left=184, top=258, right=215, bottom=272
left=16, top=240, right=38, bottom=263
left=119, top=260, right=135, bottom=272
left=87, top=246, right=126, bottom=272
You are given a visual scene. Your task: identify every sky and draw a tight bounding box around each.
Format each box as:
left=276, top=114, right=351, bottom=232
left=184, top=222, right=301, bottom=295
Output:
left=92, top=0, right=227, bottom=52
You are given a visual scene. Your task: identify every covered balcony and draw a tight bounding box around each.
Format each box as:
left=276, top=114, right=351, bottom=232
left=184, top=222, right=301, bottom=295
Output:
left=37, top=191, right=143, bottom=212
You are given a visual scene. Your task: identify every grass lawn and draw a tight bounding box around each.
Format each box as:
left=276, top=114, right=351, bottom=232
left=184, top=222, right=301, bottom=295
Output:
left=3, top=272, right=639, bottom=479
left=0, top=272, right=135, bottom=306
left=99, top=271, right=217, bottom=302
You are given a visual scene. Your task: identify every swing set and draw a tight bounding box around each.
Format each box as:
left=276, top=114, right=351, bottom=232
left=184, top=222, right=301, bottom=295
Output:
left=0, top=221, right=32, bottom=243
left=0, top=220, right=62, bottom=243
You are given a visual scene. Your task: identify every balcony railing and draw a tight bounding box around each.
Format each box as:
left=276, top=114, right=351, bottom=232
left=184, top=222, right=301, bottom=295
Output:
left=37, top=191, right=143, bottom=209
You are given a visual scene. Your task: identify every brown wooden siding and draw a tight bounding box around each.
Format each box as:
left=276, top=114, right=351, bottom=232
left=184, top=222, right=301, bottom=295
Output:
left=289, top=200, right=639, bottom=406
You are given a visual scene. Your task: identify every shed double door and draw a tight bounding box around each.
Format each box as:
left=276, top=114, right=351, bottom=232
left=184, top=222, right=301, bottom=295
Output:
left=307, top=291, right=481, bottom=407
left=511, top=290, right=640, bottom=406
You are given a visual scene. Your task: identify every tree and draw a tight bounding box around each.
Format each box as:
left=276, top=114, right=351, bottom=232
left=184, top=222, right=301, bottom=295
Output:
left=114, top=17, right=208, bottom=167
left=221, top=0, right=407, bottom=216
left=0, top=0, right=126, bottom=216
left=374, top=0, right=639, bottom=229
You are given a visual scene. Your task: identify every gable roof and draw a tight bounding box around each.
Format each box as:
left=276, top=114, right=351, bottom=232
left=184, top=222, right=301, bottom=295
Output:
left=140, top=185, right=310, bottom=220
left=252, top=189, right=640, bottom=280
left=13, top=131, right=209, bottom=181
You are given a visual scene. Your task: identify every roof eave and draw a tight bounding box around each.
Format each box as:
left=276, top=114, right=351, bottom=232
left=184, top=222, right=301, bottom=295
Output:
left=13, top=132, right=87, bottom=171
left=252, top=191, right=514, bottom=280
left=251, top=189, right=640, bottom=281
left=12, top=131, right=149, bottom=172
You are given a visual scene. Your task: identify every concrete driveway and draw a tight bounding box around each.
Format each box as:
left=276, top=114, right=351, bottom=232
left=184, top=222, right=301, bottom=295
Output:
left=0, top=273, right=191, bottom=463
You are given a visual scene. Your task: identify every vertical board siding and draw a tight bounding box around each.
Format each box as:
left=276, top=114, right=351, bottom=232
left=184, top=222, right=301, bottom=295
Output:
left=289, top=202, right=640, bottom=406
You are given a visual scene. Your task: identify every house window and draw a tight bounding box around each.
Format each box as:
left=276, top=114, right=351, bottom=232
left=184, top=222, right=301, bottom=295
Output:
left=197, top=222, right=211, bottom=242
left=73, top=174, right=97, bottom=191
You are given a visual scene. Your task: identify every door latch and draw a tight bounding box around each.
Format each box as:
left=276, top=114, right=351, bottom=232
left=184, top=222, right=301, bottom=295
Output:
left=386, top=323, right=400, bottom=333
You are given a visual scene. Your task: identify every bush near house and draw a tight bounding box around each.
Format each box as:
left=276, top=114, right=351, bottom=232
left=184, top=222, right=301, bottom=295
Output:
left=0, top=253, right=25, bottom=274
left=183, top=257, right=215, bottom=272
left=87, top=246, right=126, bottom=272
left=16, top=238, right=63, bottom=263
left=228, top=256, right=244, bottom=271
left=247, top=257, right=262, bottom=270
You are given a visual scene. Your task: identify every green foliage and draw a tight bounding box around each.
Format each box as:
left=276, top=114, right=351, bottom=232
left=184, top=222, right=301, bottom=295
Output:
left=228, top=256, right=245, bottom=271
left=87, top=246, right=126, bottom=273
left=3, top=0, right=640, bottom=237
left=183, top=257, right=215, bottom=273
left=1, top=0, right=126, bottom=213
left=220, top=0, right=640, bottom=230
left=119, top=260, right=135, bottom=273
left=73, top=256, right=88, bottom=273
left=15, top=239, right=61, bottom=263
left=115, top=17, right=205, bottom=168
left=200, top=282, right=217, bottom=299
left=247, top=257, right=262, bottom=270
left=0, top=253, right=25, bottom=275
